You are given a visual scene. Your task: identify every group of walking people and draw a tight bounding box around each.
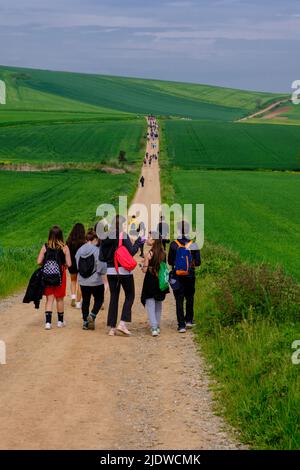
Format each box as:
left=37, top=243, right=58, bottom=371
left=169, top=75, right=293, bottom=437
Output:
left=25, top=217, right=200, bottom=337
left=144, top=117, right=159, bottom=168
left=24, top=116, right=201, bottom=337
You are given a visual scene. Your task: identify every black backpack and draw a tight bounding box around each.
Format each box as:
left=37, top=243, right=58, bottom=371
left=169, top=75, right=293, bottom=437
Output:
left=78, top=254, right=96, bottom=278
left=42, top=246, right=62, bottom=287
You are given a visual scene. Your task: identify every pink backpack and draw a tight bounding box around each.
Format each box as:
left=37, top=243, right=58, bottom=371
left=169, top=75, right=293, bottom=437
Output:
left=114, top=232, right=137, bottom=273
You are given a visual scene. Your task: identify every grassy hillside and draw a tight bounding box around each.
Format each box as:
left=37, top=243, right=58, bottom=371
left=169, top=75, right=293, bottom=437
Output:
left=0, top=119, right=145, bottom=165
left=0, top=65, right=285, bottom=120
left=280, top=104, right=300, bottom=122
left=0, top=66, right=122, bottom=114
left=172, top=169, right=300, bottom=279
left=164, top=120, right=300, bottom=170
left=144, top=78, right=283, bottom=111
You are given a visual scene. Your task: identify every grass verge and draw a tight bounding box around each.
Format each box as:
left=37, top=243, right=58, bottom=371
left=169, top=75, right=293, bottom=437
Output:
left=194, top=242, right=300, bottom=449
left=159, top=119, right=300, bottom=449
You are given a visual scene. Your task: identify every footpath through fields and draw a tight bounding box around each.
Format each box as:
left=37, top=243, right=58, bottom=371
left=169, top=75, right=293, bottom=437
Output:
left=238, top=98, right=290, bottom=121
left=0, top=119, right=241, bottom=450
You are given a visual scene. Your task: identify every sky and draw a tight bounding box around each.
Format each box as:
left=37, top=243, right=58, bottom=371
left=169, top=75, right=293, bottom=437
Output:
left=0, top=0, right=299, bottom=92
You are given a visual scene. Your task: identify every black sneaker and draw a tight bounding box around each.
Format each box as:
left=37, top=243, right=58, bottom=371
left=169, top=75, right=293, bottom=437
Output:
left=82, top=321, right=89, bottom=330
left=178, top=327, right=187, bottom=333
left=87, top=314, right=96, bottom=330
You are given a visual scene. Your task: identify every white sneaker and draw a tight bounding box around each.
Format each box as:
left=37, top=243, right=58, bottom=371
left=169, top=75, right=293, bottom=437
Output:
left=45, top=323, right=52, bottom=330
left=76, top=302, right=82, bottom=309
left=152, top=328, right=159, bottom=337
left=57, top=321, right=66, bottom=328
left=178, top=328, right=187, bottom=333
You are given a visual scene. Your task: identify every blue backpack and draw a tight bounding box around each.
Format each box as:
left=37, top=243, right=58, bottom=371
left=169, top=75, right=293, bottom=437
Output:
left=174, top=240, right=193, bottom=276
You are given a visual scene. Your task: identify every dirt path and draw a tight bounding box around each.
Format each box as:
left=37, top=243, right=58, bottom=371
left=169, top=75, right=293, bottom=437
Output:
left=0, top=120, right=241, bottom=450
left=238, top=98, right=290, bottom=122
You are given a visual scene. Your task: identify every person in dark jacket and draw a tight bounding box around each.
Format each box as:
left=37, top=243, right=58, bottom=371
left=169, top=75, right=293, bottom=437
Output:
left=66, top=223, right=86, bottom=309
left=168, top=221, right=201, bottom=333
left=157, top=215, right=170, bottom=250
left=100, top=214, right=141, bottom=336
left=137, top=220, right=146, bottom=258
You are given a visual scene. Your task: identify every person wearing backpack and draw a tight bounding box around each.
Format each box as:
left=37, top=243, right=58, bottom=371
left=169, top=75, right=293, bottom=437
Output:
left=128, top=214, right=138, bottom=237
left=66, top=223, right=86, bottom=309
left=141, top=232, right=169, bottom=337
left=168, top=221, right=201, bottom=333
left=137, top=220, right=146, bottom=258
left=75, top=229, right=107, bottom=330
left=100, top=215, right=141, bottom=336
left=37, top=225, right=72, bottom=330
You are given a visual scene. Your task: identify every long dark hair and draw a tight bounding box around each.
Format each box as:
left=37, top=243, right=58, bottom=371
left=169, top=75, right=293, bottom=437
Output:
left=149, top=239, right=166, bottom=276
left=86, top=228, right=98, bottom=242
left=48, top=225, right=65, bottom=250
left=66, top=223, right=86, bottom=250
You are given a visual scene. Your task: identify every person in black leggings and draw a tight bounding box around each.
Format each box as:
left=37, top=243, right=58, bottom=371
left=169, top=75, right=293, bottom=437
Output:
left=100, top=215, right=141, bottom=336
left=75, top=229, right=107, bottom=330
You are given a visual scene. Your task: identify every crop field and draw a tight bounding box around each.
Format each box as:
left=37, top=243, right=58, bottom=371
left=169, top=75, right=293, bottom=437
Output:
left=164, top=120, right=300, bottom=170
left=172, top=170, right=300, bottom=280
left=0, top=119, right=145, bottom=165
left=0, top=110, right=134, bottom=126
left=146, top=79, right=283, bottom=111
left=0, top=170, right=136, bottom=297
left=277, top=104, right=300, bottom=124
left=0, top=65, right=285, bottom=120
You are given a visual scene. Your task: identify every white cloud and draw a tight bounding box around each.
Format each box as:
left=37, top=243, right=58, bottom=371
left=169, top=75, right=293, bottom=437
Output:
left=133, top=17, right=300, bottom=41
left=0, top=10, right=187, bottom=30
left=166, top=1, right=196, bottom=6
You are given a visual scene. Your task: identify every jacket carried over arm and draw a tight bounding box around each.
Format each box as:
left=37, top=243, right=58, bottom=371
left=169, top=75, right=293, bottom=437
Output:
left=23, top=268, right=44, bottom=309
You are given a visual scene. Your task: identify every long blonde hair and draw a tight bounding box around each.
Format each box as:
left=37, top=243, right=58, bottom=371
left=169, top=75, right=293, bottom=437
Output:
left=47, top=225, right=65, bottom=250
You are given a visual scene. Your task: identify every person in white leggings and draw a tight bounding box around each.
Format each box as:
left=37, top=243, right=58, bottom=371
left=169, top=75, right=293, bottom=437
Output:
left=145, top=298, right=162, bottom=333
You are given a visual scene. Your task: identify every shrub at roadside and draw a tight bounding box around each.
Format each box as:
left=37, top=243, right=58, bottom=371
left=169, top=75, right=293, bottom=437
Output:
left=215, top=263, right=300, bottom=326
left=194, top=242, right=300, bottom=449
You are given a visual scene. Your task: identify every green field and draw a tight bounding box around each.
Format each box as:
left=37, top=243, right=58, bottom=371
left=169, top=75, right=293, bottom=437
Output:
left=0, top=110, right=136, bottom=126
left=0, top=65, right=285, bottom=120
left=162, top=165, right=300, bottom=449
left=172, top=170, right=300, bottom=279
left=0, top=119, right=145, bottom=165
left=0, top=170, right=137, bottom=296
left=164, top=120, right=300, bottom=170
